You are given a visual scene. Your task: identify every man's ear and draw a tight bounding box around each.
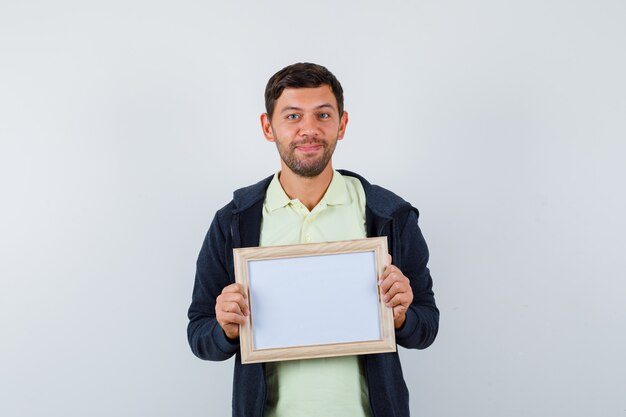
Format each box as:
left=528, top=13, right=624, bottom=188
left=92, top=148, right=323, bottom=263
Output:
left=260, top=113, right=275, bottom=142
left=337, top=111, right=349, bottom=141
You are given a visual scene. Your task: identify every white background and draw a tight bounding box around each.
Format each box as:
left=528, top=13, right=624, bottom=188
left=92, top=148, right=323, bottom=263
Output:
left=1, top=1, right=625, bottom=416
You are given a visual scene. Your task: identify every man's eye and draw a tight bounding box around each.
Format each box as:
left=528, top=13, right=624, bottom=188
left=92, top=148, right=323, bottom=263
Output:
left=287, top=114, right=300, bottom=120
left=319, top=113, right=330, bottom=119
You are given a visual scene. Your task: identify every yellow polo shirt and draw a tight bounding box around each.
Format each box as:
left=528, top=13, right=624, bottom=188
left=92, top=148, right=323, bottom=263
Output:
left=261, top=170, right=372, bottom=417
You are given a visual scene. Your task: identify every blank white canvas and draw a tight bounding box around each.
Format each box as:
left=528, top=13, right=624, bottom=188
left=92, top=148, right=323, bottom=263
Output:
left=248, top=251, right=380, bottom=350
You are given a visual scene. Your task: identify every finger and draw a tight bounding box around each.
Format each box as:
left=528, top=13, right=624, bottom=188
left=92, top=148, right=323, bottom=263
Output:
left=215, top=302, right=246, bottom=324
left=385, top=292, right=411, bottom=309
left=379, top=264, right=399, bottom=282
left=223, top=284, right=249, bottom=315
left=382, top=280, right=408, bottom=303
left=379, top=270, right=403, bottom=294
left=217, top=300, right=249, bottom=318
left=393, top=305, right=408, bottom=320
left=393, top=302, right=408, bottom=315
left=221, top=283, right=248, bottom=299
left=217, top=314, right=245, bottom=339
left=217, top=292, right=249, bottom=316
left=379, top=265, right=404, bottom=282
left=217, top=311, right=247, bottom=327
left=220, top=300, right=244, bottom=315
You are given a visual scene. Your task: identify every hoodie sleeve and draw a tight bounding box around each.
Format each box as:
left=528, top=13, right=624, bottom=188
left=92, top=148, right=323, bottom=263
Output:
left=187, top=207, right=240, bottom=361
left=394, top=209, right=440, bottom=349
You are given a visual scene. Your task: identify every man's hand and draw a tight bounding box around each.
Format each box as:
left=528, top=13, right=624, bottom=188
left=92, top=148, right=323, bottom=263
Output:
left=215, top=283, right=249, bottom=340
left=379, top=257, right=413, bottom=329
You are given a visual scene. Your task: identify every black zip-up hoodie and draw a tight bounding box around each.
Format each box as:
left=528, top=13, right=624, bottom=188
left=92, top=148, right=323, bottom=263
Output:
left=188, top=170, right=439, bottom=417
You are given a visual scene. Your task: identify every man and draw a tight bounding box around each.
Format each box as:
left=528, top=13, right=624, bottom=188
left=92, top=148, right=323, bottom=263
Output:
left=188, top=63, right=439, bottom=417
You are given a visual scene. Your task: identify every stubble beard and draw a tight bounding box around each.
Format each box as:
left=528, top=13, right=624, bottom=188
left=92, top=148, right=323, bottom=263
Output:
left=274, top=135, right=338, bottom=178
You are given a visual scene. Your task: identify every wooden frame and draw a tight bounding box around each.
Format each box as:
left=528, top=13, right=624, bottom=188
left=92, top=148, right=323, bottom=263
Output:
left=233, top=237, right=395, bottom=364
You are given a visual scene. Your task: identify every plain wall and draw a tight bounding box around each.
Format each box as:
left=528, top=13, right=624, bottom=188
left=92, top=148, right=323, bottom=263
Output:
left=1, top=1, right=625, bottom=416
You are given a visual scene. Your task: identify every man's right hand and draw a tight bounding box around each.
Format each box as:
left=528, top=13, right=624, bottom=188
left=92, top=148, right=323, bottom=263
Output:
left=215, top=283, right=249, bottom=340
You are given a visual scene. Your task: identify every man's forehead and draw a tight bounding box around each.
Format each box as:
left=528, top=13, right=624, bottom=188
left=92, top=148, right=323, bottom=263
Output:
left=276, top=85, right=338, bottom=110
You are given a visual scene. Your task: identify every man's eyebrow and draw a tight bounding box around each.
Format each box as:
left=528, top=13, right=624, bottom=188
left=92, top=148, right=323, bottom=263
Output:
left=279, top=103, right=336, bottom=113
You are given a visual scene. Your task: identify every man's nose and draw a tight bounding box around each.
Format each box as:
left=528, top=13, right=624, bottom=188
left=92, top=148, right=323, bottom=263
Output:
left=299, top=114, right=319, bottom=137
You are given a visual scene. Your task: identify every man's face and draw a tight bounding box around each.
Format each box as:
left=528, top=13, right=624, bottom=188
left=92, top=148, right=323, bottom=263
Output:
left=261, top=85, right=348, bottom=178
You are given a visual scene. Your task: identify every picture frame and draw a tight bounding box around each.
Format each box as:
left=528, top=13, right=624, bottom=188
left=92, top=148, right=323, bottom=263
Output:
left=233, top=237, right=396, bottom=364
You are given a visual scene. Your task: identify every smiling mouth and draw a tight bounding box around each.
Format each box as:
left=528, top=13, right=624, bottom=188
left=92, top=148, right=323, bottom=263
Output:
left=296, top=144, right=323, bottom=153
left=293, top=140, right=325, bottom=153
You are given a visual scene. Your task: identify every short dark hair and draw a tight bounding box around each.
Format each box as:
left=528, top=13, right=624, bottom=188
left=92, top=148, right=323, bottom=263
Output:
left=264, top=62, right=344, bottom=119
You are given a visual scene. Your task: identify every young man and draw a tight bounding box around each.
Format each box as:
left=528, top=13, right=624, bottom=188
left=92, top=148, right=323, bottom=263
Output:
left=188, top=63, right=439, bottom=417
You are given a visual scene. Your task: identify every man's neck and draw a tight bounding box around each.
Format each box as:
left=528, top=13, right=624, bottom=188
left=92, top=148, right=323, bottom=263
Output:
left=278, top=164, right=334, bottom=211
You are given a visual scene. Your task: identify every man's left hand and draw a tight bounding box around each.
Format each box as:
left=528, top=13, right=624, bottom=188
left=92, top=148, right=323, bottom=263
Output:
left=379, top=259, right=413, bottom=329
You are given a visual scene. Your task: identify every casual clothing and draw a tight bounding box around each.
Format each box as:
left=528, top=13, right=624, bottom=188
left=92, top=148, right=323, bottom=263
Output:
left=260, top=171, right=368, bottom=246
left=188, top=170, right=439, bottom=417
left=264, top=357, right=371, bottom=417
left=261, top=171, right=371, bottom=417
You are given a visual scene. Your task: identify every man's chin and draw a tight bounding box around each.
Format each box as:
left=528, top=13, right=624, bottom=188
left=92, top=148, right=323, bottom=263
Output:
left=290, top=161, right=330, bottom=178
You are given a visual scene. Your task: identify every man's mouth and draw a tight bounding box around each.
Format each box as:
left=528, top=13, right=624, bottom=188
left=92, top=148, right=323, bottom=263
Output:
left=296, top=144, right=322, bottom=152
left=293, top=141, right=325, bottom=153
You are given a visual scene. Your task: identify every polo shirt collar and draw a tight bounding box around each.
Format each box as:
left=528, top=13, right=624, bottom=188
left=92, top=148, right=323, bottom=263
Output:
left=265, top=170, right=350, bottom=212
left=323, top=170, right=350, bottom=206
